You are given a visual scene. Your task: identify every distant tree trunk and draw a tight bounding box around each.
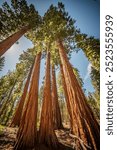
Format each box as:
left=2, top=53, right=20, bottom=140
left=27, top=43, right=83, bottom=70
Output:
left=1, top=81, right=23, bottom=126
left=11, top=63, right=34, bottom=127
left=4, top=96, right=16, bottom=125
left=57, top=40, right=100, bottom=150
left=0, top=79, right=17, bottom=117
left=0, top=26, right=29, bottom=57
left=14, top=52, right=41, bottom=150
left=52, top=64, right=63, bottom=129
left=38, top=51, right=58, bottom=149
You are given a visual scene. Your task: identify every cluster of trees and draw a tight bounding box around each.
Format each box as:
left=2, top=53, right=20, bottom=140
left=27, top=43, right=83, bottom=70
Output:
left=0, top=1, right=100, bottom=150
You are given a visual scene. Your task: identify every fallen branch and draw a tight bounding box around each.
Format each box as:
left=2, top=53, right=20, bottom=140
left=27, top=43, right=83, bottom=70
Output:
left=69, top=133, right=92, bottom=149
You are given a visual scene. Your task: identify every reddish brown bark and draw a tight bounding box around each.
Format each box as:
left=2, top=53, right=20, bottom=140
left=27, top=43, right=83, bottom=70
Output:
left=14, top=52, right=41, bottom=150
left=0, top=26, right=29, bottom=57
left=38, top=51, right=58, bottom=149
left=57, top=40, right=100, bottom=150
left=11, top=63, right=34, bottom=127
left=52, top=65, right=63, bottom=129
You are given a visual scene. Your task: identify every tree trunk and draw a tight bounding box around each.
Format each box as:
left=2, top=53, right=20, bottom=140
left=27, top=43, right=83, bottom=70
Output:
left=14, top=52, right=41, bottom=150
left=4, top=96, right=16, bottom=125
left=57, top=40, right=100, bottom=150
left=11, top=63, right=34, bottom=127
left=0, top=26, right=29, bottom=57
left=52, top=64, right=63, bottom=129
left=38, top=51, right=58, bottom=149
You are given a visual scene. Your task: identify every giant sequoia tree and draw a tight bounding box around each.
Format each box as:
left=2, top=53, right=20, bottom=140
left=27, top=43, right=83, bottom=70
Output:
left=39, top=51, right=58, bottom=149
left=11, top=62, right=34, bottom=127
left=14, top=52, right=41, bottom=150
left=57, top=40, right=99, bottom=150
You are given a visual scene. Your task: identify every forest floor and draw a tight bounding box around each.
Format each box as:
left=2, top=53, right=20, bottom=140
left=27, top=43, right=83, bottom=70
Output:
left=0, top=124, right=76, bottom=150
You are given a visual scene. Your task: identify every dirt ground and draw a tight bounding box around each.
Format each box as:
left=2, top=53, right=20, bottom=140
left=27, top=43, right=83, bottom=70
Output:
left=0, top=126, right=76, bottom=150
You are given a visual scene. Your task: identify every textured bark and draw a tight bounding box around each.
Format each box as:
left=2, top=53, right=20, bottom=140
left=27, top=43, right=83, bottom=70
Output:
left=57, top=40, right=100, bottom=150
left=52, top=65, right=63, bottom=129
left=11, top=63, right=34, bottom=127
left=39, top=51, right=58, bottom=149
left=0, top=26, right=29, bottom=57
left=14, top=53, right=41, bottom=150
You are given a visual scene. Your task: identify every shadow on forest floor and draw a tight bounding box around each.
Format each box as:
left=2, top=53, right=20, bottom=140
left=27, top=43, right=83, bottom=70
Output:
left=36, top=143, right=73, bottom=150
left=0, top=126, right=75, bottom=150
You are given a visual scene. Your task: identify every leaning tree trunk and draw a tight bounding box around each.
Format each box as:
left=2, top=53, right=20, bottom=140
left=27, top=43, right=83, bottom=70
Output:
left=57, top=40, right=100, bottom=150
left=52, top=64, right=63, bottom=129
left=38, top=51, right=58, bottom=149
left=0, top=26, right=29, bottom=56
left=14, top=52, right=41, bottom=150
left=11, top=63, right=34, bottom=127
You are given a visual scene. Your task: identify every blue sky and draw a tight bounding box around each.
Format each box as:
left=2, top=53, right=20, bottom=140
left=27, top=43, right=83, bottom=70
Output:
left=0, top=0, right=100, bottom=95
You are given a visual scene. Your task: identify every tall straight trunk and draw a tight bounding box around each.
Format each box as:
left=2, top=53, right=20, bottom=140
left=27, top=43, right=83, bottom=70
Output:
left=14, top=53, right=41, bottom=150
left=11, top=63, right=34, bottom=127
left=57, top=40, right=100, bottom=150
left=39, top=51, right=58, bottom=149
left=52, top=64, right=63, bottom=129
left=0, top=26, right=29, bottom=56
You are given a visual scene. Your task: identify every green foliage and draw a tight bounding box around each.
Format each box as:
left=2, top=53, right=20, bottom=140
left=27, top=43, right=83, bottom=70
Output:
left=26, top=2, right=76, bottom=60
left=87, top=92, right=100, bottom=121
left=0, top=0, right=41, bottom=41
left=90, top=66, right=100, bottom=93
left=42, top=2, right=76, bottom=42
left=75, top=33, right=100, bottom=71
